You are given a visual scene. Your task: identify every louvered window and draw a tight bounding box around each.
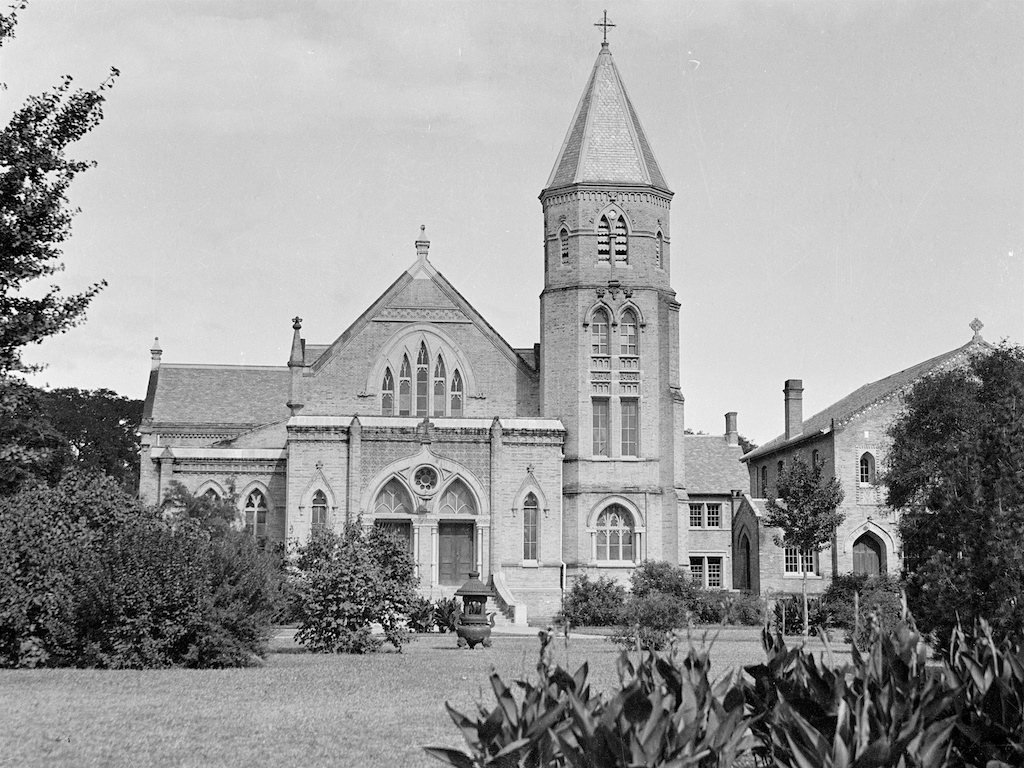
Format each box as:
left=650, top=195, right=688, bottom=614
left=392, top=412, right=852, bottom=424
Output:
left=597, top=216, right=610, bottom=261
left=560, top=228, right=569, bottom=264
left=614, top=216, right=628, bottom=263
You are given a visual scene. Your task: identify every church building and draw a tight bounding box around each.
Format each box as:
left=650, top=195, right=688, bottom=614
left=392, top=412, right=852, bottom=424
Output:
left=139, top=37, right=750, bottom=621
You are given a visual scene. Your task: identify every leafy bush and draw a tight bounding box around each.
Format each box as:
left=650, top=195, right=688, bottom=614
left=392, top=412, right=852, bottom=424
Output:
left=293, top=521, right=417, bottom=653
left=772, top=594, right=830, bottom=636
left=555, top=574, right=626, bottom=627
left=613, top=591, right=689, bottom=650
left=0, top=470, right=279, bottom=668
left=407, top=595, right=436, bottom=633
left=433, top=597, right=461, bottom=633
left=431, top=614, right=1024, bottom=768
left=818, top=573, right=904, bottom=646
left=721, top=592, right=766, bottom=626
left=630, top=559, right=698, bottom=602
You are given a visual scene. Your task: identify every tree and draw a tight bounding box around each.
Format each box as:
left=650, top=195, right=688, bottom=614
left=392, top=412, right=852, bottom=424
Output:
left=763, top=456, right=845, bottom=636
left=0, top=4, right=117, bottom=375
left=887, top=343, right=1024, bottom=646
left=44, top=388, right=143, bottom=492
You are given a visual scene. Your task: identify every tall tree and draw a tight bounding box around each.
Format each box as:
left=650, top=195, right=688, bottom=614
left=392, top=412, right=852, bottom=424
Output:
left=764, top=456, right=845, bottom=636
left=887, top=343, right=1024, bottom=646
left=0, top=3, right=117, bottom=375
left=44, top=388, right=143, bottom=492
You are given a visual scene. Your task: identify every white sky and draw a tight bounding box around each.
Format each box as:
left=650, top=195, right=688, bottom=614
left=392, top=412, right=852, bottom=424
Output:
left=7, top=0, right=1023, bottom=444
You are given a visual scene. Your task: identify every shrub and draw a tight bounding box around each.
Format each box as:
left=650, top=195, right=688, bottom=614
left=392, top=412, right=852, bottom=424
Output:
left=818, top=573, right=904, bottom=646
left=407, top=595, right=435, bottom=633
left=555, top=574, right=626, bottom=627
left=722, top=592, right=766, bottom=626
left=293, top=520, right=417, bottom=653
left=612, top=591, right=690, bottom=650
left=0, top=471, right=279, bottom=668
left=433, top=597, right=461, bottom=633
left=630, top=559, right=698, bottom=602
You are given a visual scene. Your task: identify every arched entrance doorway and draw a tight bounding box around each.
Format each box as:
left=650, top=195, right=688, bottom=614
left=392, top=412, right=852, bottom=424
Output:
left=852, top=531, right=885, bottom=576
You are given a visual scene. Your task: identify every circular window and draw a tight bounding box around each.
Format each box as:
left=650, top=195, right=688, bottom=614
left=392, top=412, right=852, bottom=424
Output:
left=413, top=466, right=438, bottom=493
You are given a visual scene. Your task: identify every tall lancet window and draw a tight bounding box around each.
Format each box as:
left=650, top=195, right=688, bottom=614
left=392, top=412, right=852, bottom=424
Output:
left=591, top=309, right=609, bottom=355
left=656, top=231, right=664, bottom=269
left=523, top=493, right=539, bottom=561
left=619, top=310, right=638, bottom=356
left=381, top=368, right=395, bottom=416
left=597, top=216, right=611, bottom=261
left=614, top=215, right=628, bottom=263
left=433, top=356, right=446, bottom=417
left=560, top=228, right=569, bottom=264
left=399, top=356, right=412, bottom=416
left=416, top=342, right=429, bottom=417
left=450, top=370, right=464, bottom=417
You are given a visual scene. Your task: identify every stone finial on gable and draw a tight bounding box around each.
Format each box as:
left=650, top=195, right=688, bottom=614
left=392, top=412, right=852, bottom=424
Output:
left=150, top=337, right=162, bottom=370
left=970, top=317, right=984, bottom=340
left=415, top=224, right=430, bottom=263
left=288, top=316, right=304, bottom=367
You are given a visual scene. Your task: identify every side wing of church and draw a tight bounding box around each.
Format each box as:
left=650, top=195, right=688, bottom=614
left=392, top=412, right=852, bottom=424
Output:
left=139, top=38, right=750, bottom=620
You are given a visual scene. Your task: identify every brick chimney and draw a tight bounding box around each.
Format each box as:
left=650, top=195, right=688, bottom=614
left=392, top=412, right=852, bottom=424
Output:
left=725, top=411, right=738, bottom=446
left=784, top=380, right=803, bottom=440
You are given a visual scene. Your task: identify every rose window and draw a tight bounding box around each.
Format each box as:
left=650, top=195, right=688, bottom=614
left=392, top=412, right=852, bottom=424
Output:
left=414, top=466, right=438, bottom=493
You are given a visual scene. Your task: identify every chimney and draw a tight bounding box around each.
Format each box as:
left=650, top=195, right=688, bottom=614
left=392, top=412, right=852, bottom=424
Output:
left=725, top=411, right=738, bottom=446
left=784, top=379, right=803, bottom=440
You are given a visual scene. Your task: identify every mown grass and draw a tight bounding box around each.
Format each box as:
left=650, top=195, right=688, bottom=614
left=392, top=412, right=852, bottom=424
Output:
left=0, top=628, right=848, bottom=768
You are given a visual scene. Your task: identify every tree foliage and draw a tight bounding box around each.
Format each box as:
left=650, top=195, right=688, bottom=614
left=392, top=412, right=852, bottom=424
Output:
left=0, top=4, right=117, bottom=375
left=763, top=456, right=845, bottom=554
left=293, top=521, right=418, bottom=653
left=887, top=342, right=1024, bottom=645
left=0, top=470, right=280, bottom=668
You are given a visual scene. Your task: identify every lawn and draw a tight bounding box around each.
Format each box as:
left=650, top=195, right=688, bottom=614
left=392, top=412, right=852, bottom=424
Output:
left=0, top=628, right=849, bottom=768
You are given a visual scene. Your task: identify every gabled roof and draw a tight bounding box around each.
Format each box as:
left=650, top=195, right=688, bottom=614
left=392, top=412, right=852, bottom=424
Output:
left=683, top=434, right=748, bottom=494
left=545, top=43, right=669, bottom=192
left=306, top=248, right=536, bottom=376
left=743, top=335, right=991, bottom=462
left=143, top=364, right=291, bottom=427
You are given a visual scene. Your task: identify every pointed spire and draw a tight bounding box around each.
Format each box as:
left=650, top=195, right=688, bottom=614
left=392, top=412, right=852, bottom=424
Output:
left=150, top=337, right=162, bottom=370
left=289, top=317, right=304, bottom=367
left=545, top=41, right=668, bottom=191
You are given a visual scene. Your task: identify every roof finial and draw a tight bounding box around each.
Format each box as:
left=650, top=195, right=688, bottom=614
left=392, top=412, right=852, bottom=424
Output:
left=292, top=316, right=302, bottom=330
left=150, top=337, right=162, bottom=370
left=970, top=317, right=984, bottom=340
left=594, top=10, right=615, bottom=47
left=415, top=224, right=430, bottom=261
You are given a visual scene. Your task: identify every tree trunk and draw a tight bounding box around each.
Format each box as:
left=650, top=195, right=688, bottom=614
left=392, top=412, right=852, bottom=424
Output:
left=802, top=570, right=809, bottom=637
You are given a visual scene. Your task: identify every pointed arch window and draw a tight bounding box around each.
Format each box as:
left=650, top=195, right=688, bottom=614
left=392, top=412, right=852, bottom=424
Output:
left=595, top=505, right=634, bottom=561
left=433, top=356, right=446, bottom=417
left=760, top=466, right=768, bottom=497
left=619, top=310, right=638, bottom=356
left=450, top=370, right=464, bottom=417
left=439, top=480, right=475, bottom=516
left=859, top=453, right=876, bottom=484
left=657, top=231, right=664, bottom=269
left=398, top=356, right=412, bottom=415
left=560, top=228, right=569, bottom=264
left=614, top=215, right=628, bottom=263
left=381, top=368, right=395, bottom=416
left=244, top=490, right=268, bottom=542
left=311, top=490, right=328, bottom=533
left=597, top=216, right=611, bottom=261
left=416, top=343, right=429, bottom=417
left=523, top=493, right=539, bottom=561
left=591, top=309, right=609, bottom=355
left=374, top=479, right=414, bottom=516
left=202, top=488, right=220, bottom=502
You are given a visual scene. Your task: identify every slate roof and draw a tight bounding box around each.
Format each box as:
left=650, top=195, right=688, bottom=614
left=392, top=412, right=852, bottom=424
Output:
left=545, top=43, right=669, bottom=191
left=144, top=364, right=291, bottom=427
left=743, top=336, right=990, bottom=462
left=684, top=434, right=748, bottom=494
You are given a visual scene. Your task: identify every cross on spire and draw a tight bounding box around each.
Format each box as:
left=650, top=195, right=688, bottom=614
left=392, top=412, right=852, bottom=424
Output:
left=594, top=10, right=615, bottom=45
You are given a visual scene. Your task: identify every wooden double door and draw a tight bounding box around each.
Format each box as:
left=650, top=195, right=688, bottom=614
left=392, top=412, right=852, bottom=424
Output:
left=439, top=522, right=475, bottom=586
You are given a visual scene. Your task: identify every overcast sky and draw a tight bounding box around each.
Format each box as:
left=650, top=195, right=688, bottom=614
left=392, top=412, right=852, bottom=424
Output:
left=6, top=1, right=1022, bottom=444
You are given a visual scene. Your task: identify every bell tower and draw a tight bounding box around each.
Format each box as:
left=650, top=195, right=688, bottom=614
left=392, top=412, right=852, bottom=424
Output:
left=540, top=26, right=686, bottom=564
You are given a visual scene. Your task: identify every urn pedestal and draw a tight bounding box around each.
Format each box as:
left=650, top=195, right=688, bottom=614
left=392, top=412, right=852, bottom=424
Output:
left=454, top=571, right=493, bottom=649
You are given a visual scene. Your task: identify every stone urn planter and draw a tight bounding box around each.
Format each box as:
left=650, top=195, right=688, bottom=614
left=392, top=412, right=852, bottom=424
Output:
left=455, top=571, right=493, bottom=649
